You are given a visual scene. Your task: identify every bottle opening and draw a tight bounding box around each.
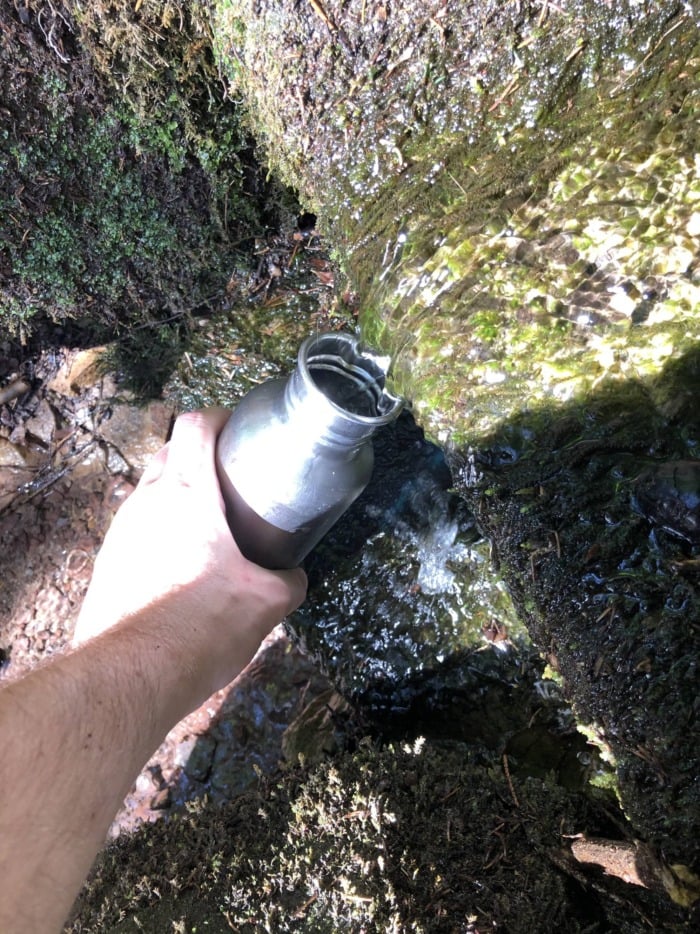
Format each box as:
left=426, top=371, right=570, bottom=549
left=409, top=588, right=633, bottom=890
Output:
left=310, top=366, right=383, bottom=417
left=303, top=334, right=401, bottom=421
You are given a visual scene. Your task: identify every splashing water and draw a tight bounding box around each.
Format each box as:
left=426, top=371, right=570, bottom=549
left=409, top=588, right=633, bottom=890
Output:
left=290, top=413, right=528, bottom=696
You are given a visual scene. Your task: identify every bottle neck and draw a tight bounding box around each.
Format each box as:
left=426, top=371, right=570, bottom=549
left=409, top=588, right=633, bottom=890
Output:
left=284, top=333, right=403, bottom=448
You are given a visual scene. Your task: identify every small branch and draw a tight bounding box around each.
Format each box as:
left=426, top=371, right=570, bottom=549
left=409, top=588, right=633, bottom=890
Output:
left=0, top=379, right=30, bottom=406
left=502, top=753, right=520, bottom=809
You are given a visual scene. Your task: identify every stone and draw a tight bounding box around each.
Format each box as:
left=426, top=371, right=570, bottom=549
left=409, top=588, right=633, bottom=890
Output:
left=25, top=399, right=56, bottom=446
left=97, top=401, right=174, bottom=473
left=183, top=734, right=217, bottom=783
left=47, top=348, right=107, bottom=397
left=0, top=438, right=33, bottom=511
left=281, top=689, right=350, bottom=766
left=150, top=788, right=172, bottom=810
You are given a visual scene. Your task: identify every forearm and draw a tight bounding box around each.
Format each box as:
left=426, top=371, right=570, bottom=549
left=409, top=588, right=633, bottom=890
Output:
left=0, top=409, right=307, bottom=933
left=0, top=611, right=197, bottom=934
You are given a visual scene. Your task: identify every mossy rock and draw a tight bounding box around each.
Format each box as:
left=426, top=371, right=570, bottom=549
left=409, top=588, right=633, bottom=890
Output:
left=448, top=348, right=700, bottom=877
left=0, top=2, right=281, bottom=391
left=70, top=738, right=694, bottom=932
left=212, top=0, right=700, bottom=884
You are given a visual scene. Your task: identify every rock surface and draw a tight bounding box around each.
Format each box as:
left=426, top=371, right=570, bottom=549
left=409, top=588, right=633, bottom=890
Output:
left=215, top=0, right=700, bottom=896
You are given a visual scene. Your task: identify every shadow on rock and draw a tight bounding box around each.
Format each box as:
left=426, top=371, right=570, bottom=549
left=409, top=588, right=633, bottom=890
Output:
left=69, top=737, right=694, bottom=932
left=447, top=346, right=700, bottom=881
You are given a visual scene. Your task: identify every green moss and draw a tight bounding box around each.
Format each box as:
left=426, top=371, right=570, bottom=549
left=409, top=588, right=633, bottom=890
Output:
left=365, top=51, right=700, bottom=447
left=0, top=1, right=278, bottom=392
left=73, top=0, right=263, bottom=229
left=213, top=1, right=698, bottom=447
left=2, top=84, right=177, bottom=323
left=71, top=739, right=685, bottom=932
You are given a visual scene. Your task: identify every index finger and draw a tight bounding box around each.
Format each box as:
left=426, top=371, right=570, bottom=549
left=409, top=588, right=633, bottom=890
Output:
left=162, top=408, right=230, bottom=491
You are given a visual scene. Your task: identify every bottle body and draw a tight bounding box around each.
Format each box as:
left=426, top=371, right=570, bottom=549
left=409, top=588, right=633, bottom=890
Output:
left=216, top=333, right=403, bottom=569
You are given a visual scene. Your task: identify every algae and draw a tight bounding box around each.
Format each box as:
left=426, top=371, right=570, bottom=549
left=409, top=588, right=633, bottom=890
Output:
left=163, top=227, right=342, bottom=410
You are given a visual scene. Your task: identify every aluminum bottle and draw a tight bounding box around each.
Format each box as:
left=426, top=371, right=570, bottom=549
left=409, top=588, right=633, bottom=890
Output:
left=216, top=332, right=403, bottom=569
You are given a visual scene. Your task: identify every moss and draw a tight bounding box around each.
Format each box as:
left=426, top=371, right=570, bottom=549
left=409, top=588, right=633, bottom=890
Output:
left=70, top=739, right=689, bottom=932
left=2, top=81, right=179, bottom=324
left=0, top=1, right=284, bottom=392
left=577, top=722, right=621, bottom=804
left=449, top=347, right=700, bottom=870
left=2, top=0, right=697, bottom=924
left=215, top=1, right=699, bottom=446
left=163, top=265, right=330, bottom=409
left=368, top=40, right=700, bottom=447
left=71, top=0, right=264, bottom=231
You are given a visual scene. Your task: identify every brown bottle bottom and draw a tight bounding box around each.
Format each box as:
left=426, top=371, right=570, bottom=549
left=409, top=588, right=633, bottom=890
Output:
left=216, top=467, right=314, bottom=570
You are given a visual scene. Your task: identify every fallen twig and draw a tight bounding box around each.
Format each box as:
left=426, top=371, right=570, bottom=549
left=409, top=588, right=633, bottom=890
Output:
left=0, top=379, right=30, bottom=406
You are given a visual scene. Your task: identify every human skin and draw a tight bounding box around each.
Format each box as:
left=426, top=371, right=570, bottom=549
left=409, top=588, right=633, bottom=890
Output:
left=0, top=409, right=307, bottom=933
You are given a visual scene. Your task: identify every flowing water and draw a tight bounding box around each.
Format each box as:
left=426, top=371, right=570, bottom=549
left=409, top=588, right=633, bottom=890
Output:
left=287, top=410, right=532, bottom=704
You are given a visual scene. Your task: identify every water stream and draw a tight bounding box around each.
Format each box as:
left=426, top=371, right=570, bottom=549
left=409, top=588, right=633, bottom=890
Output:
left=288, top=410, right=526, bottom=692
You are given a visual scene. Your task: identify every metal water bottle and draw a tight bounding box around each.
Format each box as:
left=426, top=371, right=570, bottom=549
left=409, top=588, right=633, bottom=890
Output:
left=216, top=332, right=403, bottom=569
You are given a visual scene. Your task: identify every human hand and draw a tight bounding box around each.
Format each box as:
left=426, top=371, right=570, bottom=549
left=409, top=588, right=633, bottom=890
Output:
left=74, top=408, right=307, bottom=705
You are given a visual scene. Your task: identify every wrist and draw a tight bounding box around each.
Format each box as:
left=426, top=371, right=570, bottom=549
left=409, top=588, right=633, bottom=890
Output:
left=92, top=587, right=271, bottom=723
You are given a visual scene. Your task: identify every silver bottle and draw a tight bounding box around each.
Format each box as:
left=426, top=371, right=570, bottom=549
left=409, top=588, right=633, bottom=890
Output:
left=216, top=332, right=403, bottom=569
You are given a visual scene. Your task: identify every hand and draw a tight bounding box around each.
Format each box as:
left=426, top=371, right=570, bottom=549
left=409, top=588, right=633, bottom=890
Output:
left=74, top=408, right=307, bottom=706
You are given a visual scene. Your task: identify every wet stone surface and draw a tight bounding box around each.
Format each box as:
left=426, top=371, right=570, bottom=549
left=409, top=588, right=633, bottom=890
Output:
left=450, top=348, right=700, bottom=876
left=112, top=627, right=340, bottom=838
left=287, top=410, right=531, bottom=709
left=216, top=0, right=700, bottom=909
left=632, top=460, right=700, bottom=545
left=2, top=2, right=698, bottom=908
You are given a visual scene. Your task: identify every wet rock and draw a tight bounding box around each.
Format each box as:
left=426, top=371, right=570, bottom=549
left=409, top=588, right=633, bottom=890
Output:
left=25, top=399, right=56, bottom=446
left=288, top=411, right=526, bottom=700
left=97, top=401, right=174, bottom=473
left=453, top=355, right=700, bottom=876
left=0, top=438, right=35, bottom=510
left=219, top=0, right=700, bottom=891
left=632, top=460, right=700, bottom=544
left=47, top=348, right=108, bottom=397
left=182, top=734, right=217, bottom=783
left=174, top=737, right=198, bottom=771
left=281, top=689, right=351, bottom=766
